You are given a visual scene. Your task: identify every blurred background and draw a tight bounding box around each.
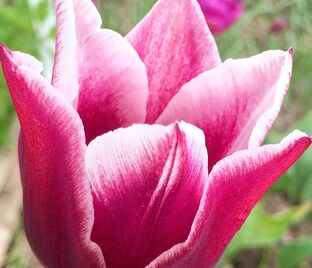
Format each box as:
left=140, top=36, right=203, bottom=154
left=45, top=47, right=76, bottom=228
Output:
left=0, top=0, right=312, bottom=267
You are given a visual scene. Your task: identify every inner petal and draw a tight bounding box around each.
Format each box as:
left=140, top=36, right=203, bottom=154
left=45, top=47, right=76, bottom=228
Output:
left=85, top=123, right=208, bottom=267
left=126, top=0, right=221, bottom=123
left=157, top=50, right=292, bottom=171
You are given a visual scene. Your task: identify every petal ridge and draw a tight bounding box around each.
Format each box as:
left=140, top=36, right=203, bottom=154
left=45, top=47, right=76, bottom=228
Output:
left=86, top=122, right=208, bottom=268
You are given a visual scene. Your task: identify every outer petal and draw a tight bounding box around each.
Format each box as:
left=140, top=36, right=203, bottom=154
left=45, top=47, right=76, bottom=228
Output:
left=86, top=122, right=208, bottom=268
left=149, top=131, right=311, bottom=268
left=0, top=44, right=105, bottom=267
left=52, top=0, right=149, bottom=142
left=158, top=49, right=293, bottom=170
left=126, top=0, right=221, bottom=123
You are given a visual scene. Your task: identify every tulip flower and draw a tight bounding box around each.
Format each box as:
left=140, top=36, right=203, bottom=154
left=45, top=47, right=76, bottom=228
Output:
left=197, top=0, right=244, bottom=34
left=0, top=0, right=311, bottom=267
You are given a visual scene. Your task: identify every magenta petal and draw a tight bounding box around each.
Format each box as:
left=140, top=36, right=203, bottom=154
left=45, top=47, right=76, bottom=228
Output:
left=126, top=0, right=221, bottom=123
left=0, top=45, right=105, bottom=267
left=149, top=131, right=311, bottom=268
left=158, top=50, right=293, bottom=170
left=85, top=122, right=208, bottom=268
left=52, top=0, right=149, bottom=142
left=77, top=29, right=149, bottom=143
left=198, top=0, right=244, bottom=34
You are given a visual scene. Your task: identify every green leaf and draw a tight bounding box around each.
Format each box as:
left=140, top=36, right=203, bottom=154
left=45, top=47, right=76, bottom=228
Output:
left=222, top=202, right=312, bottom=260
left=278, top=239, right=312, bottom=268
left=267, top=110, right=312, bottom=202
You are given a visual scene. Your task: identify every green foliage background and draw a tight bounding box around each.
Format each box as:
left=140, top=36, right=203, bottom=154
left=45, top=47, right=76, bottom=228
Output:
left=0, top=0, right=38, bottom=144
left=1, top=0, right=312, bottom=267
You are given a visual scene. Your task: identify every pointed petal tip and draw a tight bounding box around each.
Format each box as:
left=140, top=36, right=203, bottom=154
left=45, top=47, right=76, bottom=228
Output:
left=0, top=42, right=8, bottom=50
left=174, top=121, right=206, bottom=146
left=282, top=129, right=312, bottom=145
left=288, top=47, right=294, bottom=56
left=247, top=49, right=294, bottom=149
left=286, top=47, right=294, bottom=70
left=0, top=43, right=11, bottom=59
left=0, top=42, right=6, bottom=50
left=0, top=44, right=43, bottom=73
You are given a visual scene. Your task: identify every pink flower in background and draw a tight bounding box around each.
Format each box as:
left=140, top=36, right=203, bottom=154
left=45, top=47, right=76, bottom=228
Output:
left=270, top=16, right=289, bottom=34
left=0, top=0, right=310, bottom=267
left=198, top=0, right=244, bottom=34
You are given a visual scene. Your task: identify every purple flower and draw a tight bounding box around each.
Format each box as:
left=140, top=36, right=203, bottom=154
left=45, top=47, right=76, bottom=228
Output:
left=198, top=0, right=244, bottom=34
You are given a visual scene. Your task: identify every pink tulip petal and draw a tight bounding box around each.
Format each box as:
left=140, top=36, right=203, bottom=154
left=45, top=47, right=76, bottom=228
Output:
left=52, top=0, right=149, bottom=142
left=52, top=0, right=79, bottom=104
left=72, top=0, right=102, bottom=36
left=149, top=131, right=311, bottom=268
left=0, top=44, right=105, bottom=267
left=12, top=50, right=43, bottom=72
left=86, top=122, right=208, bottom=268
left=158, top=49, right=293, bottom=170
left=126, top=0, right=221, bottom=123
left=77, top=28, right=149, bottom=143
